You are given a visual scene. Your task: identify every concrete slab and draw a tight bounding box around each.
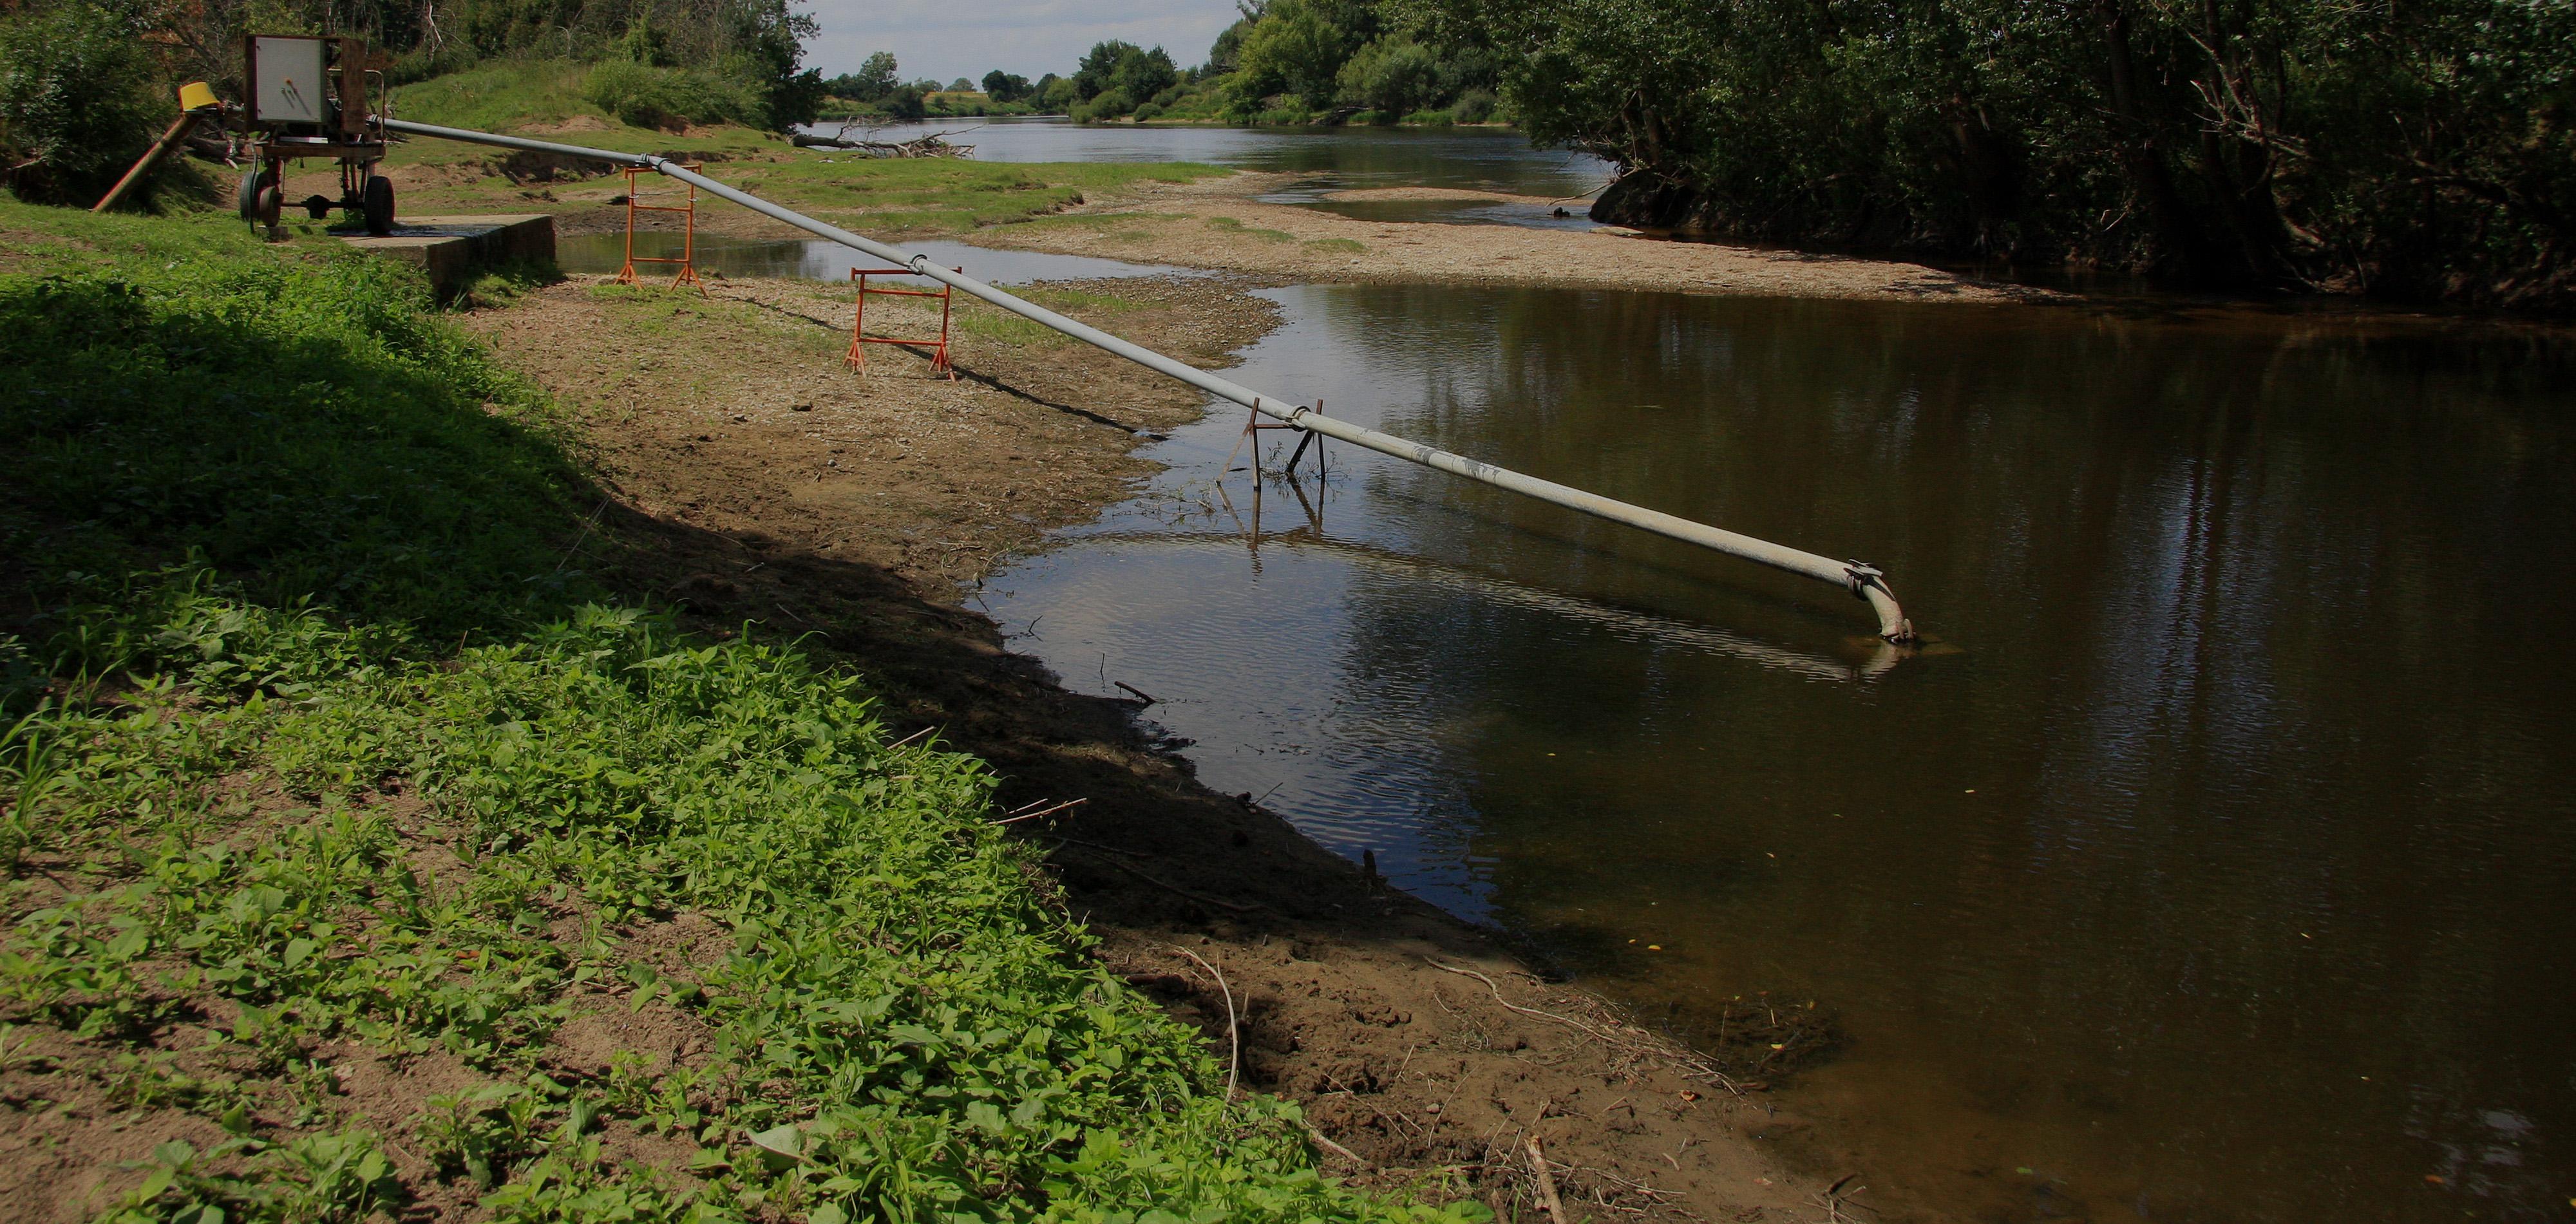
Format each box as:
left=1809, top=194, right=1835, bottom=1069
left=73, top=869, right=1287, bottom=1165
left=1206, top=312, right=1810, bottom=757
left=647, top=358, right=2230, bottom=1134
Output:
left=337, top=214, right=555, bottom=297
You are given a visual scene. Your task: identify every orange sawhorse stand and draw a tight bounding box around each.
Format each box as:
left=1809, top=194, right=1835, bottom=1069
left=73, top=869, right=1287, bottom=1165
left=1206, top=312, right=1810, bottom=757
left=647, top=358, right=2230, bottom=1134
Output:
left=847, top=265, right=961, bottom=379
left=614, top=164, right=706, bottom=294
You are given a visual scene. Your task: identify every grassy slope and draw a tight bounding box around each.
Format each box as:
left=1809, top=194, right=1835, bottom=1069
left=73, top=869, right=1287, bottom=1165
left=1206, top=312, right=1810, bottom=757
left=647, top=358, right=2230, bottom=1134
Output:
left=0, top=202, right=1473, bottom=1222
left=382, top=61, right=1227, bottom=236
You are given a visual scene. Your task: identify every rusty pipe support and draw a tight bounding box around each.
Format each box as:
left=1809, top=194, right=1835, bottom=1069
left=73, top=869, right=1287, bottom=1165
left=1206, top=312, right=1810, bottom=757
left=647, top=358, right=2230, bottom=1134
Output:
left=93, top=109, right=211, bottom=214
left=383, top=118, right=1918, bottom=641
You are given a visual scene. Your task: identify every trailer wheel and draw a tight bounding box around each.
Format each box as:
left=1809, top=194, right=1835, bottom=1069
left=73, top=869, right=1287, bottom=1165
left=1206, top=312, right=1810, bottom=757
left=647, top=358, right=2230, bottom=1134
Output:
left=362, top=175, right=395, bottom=236
left=236, top=165, right=264, bottom=221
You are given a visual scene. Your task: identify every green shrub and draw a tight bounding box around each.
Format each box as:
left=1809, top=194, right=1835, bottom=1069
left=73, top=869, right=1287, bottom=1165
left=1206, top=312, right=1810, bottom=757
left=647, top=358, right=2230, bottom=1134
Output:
left=1401, top=109, right=1455, bottom=126
left=1132, top=102, right=1166, bottom=122
left=580, top=59, right=762, bottom=131
left=1075, top=87, right=1137, bottom=122
left=1450, top=88, right=1498, bottom=124
left=0, top=4, right=182, bottom=207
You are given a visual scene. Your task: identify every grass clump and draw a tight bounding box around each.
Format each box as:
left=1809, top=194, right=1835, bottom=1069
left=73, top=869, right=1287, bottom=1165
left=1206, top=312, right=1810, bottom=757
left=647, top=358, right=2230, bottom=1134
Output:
left=395, top=60, right=613, bottom=135
left=1305, top=238, right=1367, bottom=254
left=580, top=61, right=766, bottom=131
left=0, top=200, right=1477, bottom=1222
left=1206, top=216, right=1296, bottom=243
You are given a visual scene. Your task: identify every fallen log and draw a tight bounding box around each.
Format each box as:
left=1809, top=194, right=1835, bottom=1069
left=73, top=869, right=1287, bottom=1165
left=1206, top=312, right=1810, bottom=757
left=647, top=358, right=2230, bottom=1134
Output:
left=791, top=122, right=980, bottom=158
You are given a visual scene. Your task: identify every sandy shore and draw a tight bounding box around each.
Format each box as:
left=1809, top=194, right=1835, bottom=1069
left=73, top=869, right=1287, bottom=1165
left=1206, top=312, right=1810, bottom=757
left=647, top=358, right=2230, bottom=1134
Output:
left=968, top=170, right=2054, bottom=303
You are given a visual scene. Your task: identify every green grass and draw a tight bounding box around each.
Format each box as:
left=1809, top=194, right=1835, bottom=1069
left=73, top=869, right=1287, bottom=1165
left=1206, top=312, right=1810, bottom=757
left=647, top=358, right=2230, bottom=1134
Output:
left=396, top=60, right=612, bottom=134
left=1206, top=216, right=1295, bottom=243
left=1305, top=238, right=1367, bottom=254
left=0, top=200, right=1477, bottom=1223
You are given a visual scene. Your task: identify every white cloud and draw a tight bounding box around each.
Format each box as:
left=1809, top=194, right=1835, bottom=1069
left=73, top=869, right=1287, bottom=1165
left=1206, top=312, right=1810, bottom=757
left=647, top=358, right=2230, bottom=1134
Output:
left=802, top=0, right=1241, bottom=85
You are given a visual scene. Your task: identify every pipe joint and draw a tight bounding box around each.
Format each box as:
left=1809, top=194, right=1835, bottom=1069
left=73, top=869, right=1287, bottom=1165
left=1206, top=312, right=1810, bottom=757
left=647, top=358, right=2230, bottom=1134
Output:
left=1842, top=561, right=1886, bottom=599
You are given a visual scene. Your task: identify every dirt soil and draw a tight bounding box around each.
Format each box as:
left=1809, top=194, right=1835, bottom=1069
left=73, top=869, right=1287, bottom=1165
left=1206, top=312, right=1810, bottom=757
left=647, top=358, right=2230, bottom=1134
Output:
left=448, top=270, right=1858, bottom=1221
left=970, top=171, right=2050, bottom=303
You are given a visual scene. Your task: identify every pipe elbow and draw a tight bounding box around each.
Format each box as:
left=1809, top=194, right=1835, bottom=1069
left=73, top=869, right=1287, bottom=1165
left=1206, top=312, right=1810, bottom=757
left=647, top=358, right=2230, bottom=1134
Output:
left=1861, top=585, right=1917, bottom=644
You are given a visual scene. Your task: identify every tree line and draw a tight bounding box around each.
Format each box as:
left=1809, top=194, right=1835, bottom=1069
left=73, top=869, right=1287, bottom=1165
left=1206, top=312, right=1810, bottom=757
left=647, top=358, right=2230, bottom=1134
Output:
left=833, top=1, right=1506, bottom=126
left=1408, top=0, right=2574, bottom=307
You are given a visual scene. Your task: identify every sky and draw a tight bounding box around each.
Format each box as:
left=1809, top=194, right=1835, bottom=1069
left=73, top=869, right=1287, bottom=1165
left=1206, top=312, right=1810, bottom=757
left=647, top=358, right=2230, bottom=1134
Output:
left=800, top=1, right=1243, bottom=88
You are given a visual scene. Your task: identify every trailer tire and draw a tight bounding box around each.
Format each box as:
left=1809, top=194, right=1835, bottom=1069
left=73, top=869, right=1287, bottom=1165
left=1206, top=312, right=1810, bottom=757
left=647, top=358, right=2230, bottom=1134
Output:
left=237, top=165, right=263, bottom=221
left=362, top=175, right=395, bottom=236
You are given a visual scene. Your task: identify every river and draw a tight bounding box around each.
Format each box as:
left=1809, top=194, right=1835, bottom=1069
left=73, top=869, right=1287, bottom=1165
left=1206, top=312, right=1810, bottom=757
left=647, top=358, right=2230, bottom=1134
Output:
left=573, top=124, right=2576, bottom=1222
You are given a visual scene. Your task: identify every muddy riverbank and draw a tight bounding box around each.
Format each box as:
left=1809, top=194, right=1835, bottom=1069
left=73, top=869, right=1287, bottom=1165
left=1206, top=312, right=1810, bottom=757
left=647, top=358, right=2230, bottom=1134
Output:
left=462, top=271, right=1851, bottom=1221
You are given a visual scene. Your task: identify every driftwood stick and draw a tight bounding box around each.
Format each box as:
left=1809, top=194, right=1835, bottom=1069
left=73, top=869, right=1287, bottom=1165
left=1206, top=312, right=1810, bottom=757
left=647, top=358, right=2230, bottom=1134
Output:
left=992, top=796, right=1086, bottom=825
left=1526, top=1135, right=1567, bottom=1223
left=1173, top=946, right=1240, bottom=1099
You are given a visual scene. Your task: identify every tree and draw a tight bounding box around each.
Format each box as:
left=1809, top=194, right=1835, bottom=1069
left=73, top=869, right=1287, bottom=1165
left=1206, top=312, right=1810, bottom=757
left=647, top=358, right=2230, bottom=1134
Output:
left=981, top=70, right=1032, bottom=101
left=1207, top=17, right=1253, bottom=74
left=1229, top=0, right=1353, bottom=109
left=848, top=50, right=899, bottom=100
left=1413, top=0, right=2576, bottom=305
left=947, top=77, right=973, bottom=92
left=1073, top=39, right=1139, bottom=100
left=1035, top=73, right=1079, bottom=112
left=0, top=3, right=175, bottom=207
left=1112, top=46, right=1178, bottom=102
left=1336, top=35, right=1440, bottom=116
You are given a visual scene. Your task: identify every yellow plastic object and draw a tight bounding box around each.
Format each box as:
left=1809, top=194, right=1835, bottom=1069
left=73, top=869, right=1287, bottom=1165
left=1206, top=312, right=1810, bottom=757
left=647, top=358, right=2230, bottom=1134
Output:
left=177, top=80, right=218, bottom=112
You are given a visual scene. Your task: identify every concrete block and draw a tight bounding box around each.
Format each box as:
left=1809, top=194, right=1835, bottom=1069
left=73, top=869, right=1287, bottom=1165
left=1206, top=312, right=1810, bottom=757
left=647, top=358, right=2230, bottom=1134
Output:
left=337, top=214, right=555, bottom=297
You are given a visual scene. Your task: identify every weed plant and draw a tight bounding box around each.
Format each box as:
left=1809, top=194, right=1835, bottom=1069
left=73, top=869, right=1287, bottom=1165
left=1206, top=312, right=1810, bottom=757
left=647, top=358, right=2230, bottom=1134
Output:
left=0, top=202, right=1478, bottom=1221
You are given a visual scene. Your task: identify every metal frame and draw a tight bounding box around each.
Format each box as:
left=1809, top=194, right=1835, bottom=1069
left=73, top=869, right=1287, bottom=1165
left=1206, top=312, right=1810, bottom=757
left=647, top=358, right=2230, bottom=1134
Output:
left=613, top=164, right=706, bottom=293
left=847, top=266, right=960, bottom=377
left=236, top=34, right=394, bottom=236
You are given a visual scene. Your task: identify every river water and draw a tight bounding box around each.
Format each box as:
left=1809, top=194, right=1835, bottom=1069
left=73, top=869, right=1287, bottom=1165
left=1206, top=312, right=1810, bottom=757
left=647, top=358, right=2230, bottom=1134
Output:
left=573, top=126, right=2576, bottom=1221
left=801, top=117, right=1612, bottom=227
left=978, top=287, right=2576, bottom=1222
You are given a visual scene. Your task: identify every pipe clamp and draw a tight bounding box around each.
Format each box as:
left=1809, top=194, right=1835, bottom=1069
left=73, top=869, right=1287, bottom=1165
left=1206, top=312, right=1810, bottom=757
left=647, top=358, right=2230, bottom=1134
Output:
left=1843, top=561, right=1885, bottom=599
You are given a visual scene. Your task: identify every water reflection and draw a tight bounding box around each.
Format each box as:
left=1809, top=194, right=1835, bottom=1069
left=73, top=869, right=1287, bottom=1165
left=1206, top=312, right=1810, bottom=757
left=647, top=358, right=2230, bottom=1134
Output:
left=987, top=285, right=2576, bottom=1222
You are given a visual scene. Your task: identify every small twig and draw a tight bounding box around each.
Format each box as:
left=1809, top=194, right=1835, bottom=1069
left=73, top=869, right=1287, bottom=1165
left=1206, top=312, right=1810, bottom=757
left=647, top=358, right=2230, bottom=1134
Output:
left=992, top=797, right=1085, bottom=825
left=1424, top=959, right=1744, bottom=1095
left=884, top=725, right=936, bottom=751
left=1526, top=1135, right=1567, bottom=1224
left=553, top=496, right=611, bottom=573
left=1112, top=681, right=1156, bottom=706
left=1173, top=946, right=1240, bottom=1099
left=1814, top=1172, right=1868, bottom=1224
left=1307, top=1127, right=1367, bottom=1167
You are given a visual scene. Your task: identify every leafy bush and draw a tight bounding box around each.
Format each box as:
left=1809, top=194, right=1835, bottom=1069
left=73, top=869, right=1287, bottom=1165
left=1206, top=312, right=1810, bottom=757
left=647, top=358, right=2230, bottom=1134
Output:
left=1338, top=35, right=1443, bottom=117
left=580, top=59, right=764, bottom=130
left=1401, top=109, right=1454, bottom=126
left=1450, top=87, right=1497, bottom=124
left=0, top=4, right=179, bottom=207
left=1075, top=88, right=1137, bottom=122
left=1132, top=102, right=1166, bottom=122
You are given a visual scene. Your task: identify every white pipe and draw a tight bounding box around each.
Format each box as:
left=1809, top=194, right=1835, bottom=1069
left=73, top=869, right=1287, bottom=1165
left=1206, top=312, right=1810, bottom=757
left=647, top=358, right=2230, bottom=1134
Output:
left=383, top=118, right=1917, bottom=641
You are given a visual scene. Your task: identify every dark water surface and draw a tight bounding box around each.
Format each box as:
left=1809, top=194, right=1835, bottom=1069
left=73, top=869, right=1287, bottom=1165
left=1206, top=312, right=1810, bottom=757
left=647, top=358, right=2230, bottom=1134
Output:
left=977, top=285, right=2576, bottom=1222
